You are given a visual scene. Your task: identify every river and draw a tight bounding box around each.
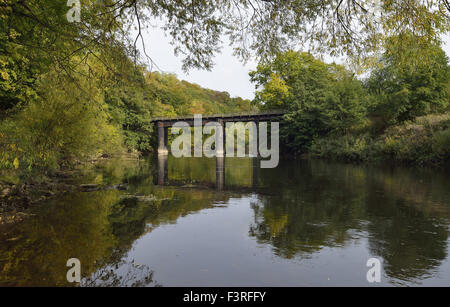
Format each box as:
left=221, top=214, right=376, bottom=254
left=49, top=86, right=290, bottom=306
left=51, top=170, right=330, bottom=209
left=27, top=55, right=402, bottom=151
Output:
left=1, top=155, right=450, bottom=286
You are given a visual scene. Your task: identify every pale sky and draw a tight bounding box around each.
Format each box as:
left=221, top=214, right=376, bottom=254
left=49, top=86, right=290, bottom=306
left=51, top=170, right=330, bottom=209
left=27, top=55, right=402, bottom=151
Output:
left=140, top=27, right=450, bottom=101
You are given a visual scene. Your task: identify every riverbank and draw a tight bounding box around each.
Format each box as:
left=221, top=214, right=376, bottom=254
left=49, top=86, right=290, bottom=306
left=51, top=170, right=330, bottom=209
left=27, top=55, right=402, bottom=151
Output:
left=0, top=152, right=141, bottom=226
left=309, top=113, right=450, bottom=166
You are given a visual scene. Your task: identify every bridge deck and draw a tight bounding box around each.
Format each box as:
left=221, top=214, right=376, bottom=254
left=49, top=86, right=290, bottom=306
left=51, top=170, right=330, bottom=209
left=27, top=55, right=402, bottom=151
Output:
left=151, top=110, right=286, bottom=124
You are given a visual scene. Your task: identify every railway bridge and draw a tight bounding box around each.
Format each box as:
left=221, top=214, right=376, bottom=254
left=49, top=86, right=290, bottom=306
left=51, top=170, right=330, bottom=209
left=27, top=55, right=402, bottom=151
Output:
left=151, top=110, right=286, bottom=156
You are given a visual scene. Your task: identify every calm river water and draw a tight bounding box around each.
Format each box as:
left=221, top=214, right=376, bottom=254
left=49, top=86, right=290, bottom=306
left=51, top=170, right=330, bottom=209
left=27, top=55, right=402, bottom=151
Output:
left=1, top=155, right=450, bottom=286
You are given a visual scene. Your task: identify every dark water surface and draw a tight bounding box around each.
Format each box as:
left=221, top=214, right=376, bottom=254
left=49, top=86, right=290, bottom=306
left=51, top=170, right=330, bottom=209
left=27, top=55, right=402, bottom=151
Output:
left=1, top=155, right=450, bottom=286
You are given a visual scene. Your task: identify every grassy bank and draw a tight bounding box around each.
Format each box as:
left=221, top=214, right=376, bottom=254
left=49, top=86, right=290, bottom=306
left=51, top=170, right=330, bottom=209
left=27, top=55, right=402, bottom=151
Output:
left=309, top=113, right=450, bottom=166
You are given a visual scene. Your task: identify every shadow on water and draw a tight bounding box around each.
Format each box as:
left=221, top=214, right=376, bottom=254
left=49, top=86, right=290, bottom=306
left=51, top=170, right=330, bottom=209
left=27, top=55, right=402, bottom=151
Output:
left=1, top=155, right=450, bottom=286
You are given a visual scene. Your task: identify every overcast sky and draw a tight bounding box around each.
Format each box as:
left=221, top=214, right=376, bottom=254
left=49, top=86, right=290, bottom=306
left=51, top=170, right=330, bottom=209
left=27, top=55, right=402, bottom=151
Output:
left=140, top=27, right=450, bottom=101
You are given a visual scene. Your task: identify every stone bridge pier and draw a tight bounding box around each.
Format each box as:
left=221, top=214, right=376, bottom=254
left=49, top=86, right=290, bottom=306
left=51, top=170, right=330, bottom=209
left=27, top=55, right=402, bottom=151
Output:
left=157, top=122, right=169, bottom=156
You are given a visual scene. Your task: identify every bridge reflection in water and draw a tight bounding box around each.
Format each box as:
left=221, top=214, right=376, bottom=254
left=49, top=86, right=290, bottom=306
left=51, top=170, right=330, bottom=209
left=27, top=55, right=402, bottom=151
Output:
left=156, top=155, right=260, bottom=191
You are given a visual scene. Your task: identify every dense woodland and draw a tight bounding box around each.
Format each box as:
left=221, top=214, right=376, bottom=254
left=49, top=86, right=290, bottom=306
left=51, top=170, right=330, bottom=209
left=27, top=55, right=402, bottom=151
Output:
left=1, top=1, right=450, bottom=179
left=0, top=37, right=253, bottom=174
left=251, top=34, right=450, bottom=165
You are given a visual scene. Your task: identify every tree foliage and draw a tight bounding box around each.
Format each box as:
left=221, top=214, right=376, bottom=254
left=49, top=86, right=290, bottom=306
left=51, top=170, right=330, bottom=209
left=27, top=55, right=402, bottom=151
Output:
left=141, top=0, right=450, bottom=70
left=0, top=48, right=253, bottom=171
left=1, top=0, right=449, bottom=101
left=0, top=1, right=256, bottom=172
left=1, top=0, right=450, bottom=170
left=251, top=51, right=368, bottom=151
left=1, top=66, right=123, bottom=171
left=366, top=33, right=450, bottom=124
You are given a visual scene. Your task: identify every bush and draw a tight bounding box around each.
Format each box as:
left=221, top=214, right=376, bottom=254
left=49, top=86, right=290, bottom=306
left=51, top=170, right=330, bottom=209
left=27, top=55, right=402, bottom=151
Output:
left=0, top=71, right=123, bottom=172
left=432, top=128, right=450, bottom=161
left=378, top=113, right=450, bottom=164
left=310, top=134, right=379, bottom=162
left=310, top=113, right=450, bottom=166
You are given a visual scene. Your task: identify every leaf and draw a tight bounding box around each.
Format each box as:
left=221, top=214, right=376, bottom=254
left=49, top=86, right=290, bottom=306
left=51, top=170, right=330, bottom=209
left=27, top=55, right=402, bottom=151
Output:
left=13, top=157, right=20, bottom=169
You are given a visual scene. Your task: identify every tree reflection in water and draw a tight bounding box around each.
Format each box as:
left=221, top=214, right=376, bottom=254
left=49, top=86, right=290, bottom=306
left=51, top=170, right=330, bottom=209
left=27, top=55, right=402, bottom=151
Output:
left=1, top=156, right=450, bottom=286
left=249, top=159, right=450, bottom=283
